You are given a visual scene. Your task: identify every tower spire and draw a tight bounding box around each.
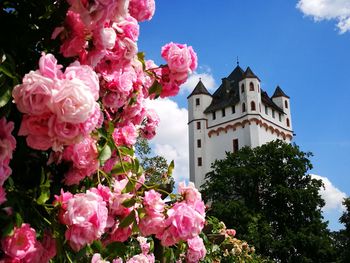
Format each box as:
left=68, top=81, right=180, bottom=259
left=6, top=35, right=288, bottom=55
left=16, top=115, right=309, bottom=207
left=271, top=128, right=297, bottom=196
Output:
left=236, top=56, right=239, bottom=66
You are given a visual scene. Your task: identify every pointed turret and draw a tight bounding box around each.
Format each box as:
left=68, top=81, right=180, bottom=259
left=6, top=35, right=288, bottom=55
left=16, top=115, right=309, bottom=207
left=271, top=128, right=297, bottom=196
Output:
left=272, top=85, right=290, bottom=98
left=187, top=79, right=211, bottom=99
left=227, top=65, right=244, bottom=82
left=243, top=66, right=260, bottom=81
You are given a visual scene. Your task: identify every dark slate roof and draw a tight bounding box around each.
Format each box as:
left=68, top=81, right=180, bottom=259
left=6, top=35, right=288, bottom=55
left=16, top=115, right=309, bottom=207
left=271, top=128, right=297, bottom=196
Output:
left=243, top=66, right=260, bottom=81
left=187, top=79, right=211, bottom=99
left=261, top=90, right=285, bottom=114
left=272, top=85, right=290, bottom=98
left=203, top=65, right=285, bottom=114
left=204, top=66, right=243, bottom=113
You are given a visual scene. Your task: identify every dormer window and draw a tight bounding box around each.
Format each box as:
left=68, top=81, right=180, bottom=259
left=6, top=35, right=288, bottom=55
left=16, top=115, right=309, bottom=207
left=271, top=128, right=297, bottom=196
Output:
left=272, top=110, right=275, bottom=118
left=279, top=113, right=282, bottom=122
left=249, top=82, right=254, bottom=91
left=222, top=108, right=226, bottom=117
left=213, top=112, right=216, bottom=120
left=285, top=100, right=288, bottom=108
left=251, top=101, right=256, bottom=111
left=195, top=98, right=200, bottom=106
left=232, top=106, right=235, bottom=114
left=286, top=118, right=290, bottom=127
left=242, top=103, right=246, bottom=113
left=265, top=105, right=268, bottom=115
left=241, top=84, right=245, bottom=93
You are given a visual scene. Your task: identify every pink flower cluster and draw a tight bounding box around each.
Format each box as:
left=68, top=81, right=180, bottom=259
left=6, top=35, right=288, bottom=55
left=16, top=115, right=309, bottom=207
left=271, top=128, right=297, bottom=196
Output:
left=56, top=190, right=108, bottom=251
left=52, top=0, right=197, bottom=146
left=140, top=182, right=206, bottom=247
left=62, top=136, right=99, bottom=185
left=0, top=118, right=16, bottom=205
left=13, top=53, right=101, bottom=152
left=1, top=223, right=56, bottom=263
left=186, top=236, right=207, bottom=263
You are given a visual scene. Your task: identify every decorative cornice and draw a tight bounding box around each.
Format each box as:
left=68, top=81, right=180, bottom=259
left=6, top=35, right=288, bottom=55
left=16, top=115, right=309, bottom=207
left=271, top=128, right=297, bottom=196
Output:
left=208, top=117, right=293, bottom=140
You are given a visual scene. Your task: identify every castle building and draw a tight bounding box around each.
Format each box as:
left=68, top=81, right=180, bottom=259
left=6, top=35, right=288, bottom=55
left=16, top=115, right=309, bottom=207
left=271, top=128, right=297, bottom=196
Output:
left=187, top=65, right=293, bottom=189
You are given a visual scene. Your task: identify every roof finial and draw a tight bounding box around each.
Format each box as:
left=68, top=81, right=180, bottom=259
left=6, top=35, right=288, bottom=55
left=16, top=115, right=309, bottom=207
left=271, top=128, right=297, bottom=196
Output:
left=199, top=77, right=202, bottom=81
left=236, top=56, right=239, bottom=66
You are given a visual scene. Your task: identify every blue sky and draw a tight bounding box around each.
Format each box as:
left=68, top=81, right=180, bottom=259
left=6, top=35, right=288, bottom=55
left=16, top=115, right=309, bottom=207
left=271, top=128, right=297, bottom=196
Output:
left=139, top=1, right=350, bottom=230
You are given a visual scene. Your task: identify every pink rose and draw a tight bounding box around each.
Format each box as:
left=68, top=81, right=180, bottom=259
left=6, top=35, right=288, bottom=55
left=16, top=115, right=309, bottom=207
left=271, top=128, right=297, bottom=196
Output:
left=63, top=191, right=108, bottom=251
left=94, top=27, right=117, bottom=50
left=178, top=181, right=202, bottom=206
left=139, top=214, right=165, bottom=237
left=108, top=221, right=132, bottom=243
left=1, top=223, right=37, bottom=260
left=186, top=236, right=206, bottom=263
left=143, top=190, right=165, bottom=214
left=159, top=202, right=205, bottom=246
left=114, top=16, right=139, bottom=42
left=112, top=123, right=137, bottom=146
left=91, top=253, right=110, bottom=263
left=59, top=11, right=87, bottom=57
left=50, top=78, right=96, bottom=124
left=12, top=70, right=54, bottom=115
left=39, top=52, right=63, bottom=79
left=161, top=42, right=197, bottom=74
left=0, top=186, right=6, bottom=205
left=127, top=254, right=155, bottom=263
left=0, top=118, right=16, bottom=163
left=129, top=0, right=155, bottom=22
left=64, top=61, right=100, bottom=100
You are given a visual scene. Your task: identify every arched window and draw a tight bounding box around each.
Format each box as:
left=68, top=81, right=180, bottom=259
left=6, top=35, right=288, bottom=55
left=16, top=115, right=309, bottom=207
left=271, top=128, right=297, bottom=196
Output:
left=285, top=100, right=288, bottom=108
left=286, top=118, right=290, bottom=127
left=242, top=103, right=246, bottom=112
left=249, top=82, right=254, bottom=91
left=250, top=101, right=256, bottom=111
left=241, top=84, right=245, bottom=93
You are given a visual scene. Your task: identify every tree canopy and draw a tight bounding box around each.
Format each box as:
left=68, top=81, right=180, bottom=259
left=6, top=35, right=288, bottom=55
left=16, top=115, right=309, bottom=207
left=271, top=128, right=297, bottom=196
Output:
left=201, top=140, right=336, bottom=262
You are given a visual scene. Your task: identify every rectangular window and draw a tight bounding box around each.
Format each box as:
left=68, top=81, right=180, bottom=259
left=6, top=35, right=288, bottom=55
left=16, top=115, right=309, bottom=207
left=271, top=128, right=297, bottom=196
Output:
left=272, top=110, right=275, bottom=118
left=195, top=98, right=200, bottom=106
left=233, top=139, right=239, bottom=153
left=265, top=105, right=268, bottom=115
left=197, top=139, right=201, bottom=148
left=279, top=113, right=282, bottom=122
left=232, top=106, right=235, bottom=114
left=197, top=157, right=202, bottom=166
left=212, top=112, right=216, bottom=120
left=196, top=121, right=201, bottom=130
left=222, top=108, right=226, bottom=117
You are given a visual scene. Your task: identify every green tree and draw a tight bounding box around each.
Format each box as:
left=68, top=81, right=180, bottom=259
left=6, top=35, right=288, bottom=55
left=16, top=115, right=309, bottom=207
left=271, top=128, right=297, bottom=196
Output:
left=135, top=137, right=174, bottom=189
left=332, top=197, right=350, bottom=262
left=201, top=140, right=335, bottom=262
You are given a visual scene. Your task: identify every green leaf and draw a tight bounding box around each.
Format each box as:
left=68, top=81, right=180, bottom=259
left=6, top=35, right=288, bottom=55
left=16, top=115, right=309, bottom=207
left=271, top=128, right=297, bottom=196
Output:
left=111, top=161, right=133, bottom=175
left=91, top=240, right=104, bottom=252
left=107, top=121, right=114, bottom=136
left=2, top=222, right=14, bottom=237
left=0, top=88, right=11, bottom=108
left=0, top=64, right=15, bottom=79
left=138, top=207, right=146, bottom=219
left=99, top=145, right=112, bottom=165
left=118, top=146, right=134, bottom=157
left=148, top=80, right=162, bottom=97
left=15, top=213, right=23, bottom=227
left=119, top=210, right=135, bottom=228
left=167, top=160, right=175, bottom=177
left=122, top=198, right=136, bottom=208
left=122, top=180, right=135, bottom=194
left=104, top=242, right=127, bottom=258
left=37, top=170, right=51, bottom=205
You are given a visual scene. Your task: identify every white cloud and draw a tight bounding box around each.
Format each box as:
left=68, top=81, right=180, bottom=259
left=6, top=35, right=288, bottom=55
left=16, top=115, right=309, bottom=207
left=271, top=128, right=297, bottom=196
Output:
left=297, top=0, right=350, bottom=33
left=146, top=98, right=189, bottom=183
left=311, top=174, right=347, bottom=212
left=180, top=71, right=216, bottom=94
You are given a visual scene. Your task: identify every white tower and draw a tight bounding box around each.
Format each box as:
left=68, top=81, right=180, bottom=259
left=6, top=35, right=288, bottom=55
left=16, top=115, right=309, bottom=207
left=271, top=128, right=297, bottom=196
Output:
left=188, top=64, right=294, bottom=189
left=187, top=79, right=212, bottom=186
